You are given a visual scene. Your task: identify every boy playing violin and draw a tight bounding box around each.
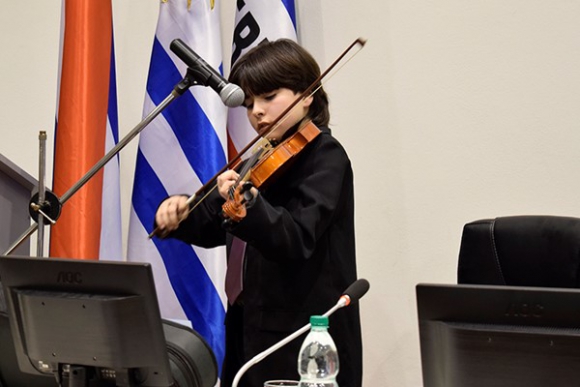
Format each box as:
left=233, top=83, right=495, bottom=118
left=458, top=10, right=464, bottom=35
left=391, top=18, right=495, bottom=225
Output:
left=155, top=39, right=363, bottom=387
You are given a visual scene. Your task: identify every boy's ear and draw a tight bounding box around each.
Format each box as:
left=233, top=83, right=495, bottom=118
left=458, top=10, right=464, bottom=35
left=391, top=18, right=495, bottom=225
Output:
left=303, top=94, right=314, bottom=108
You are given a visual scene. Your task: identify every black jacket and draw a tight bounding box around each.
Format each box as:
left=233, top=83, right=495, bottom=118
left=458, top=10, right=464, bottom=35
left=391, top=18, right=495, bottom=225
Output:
left=168, top=126, right=362, bottom=387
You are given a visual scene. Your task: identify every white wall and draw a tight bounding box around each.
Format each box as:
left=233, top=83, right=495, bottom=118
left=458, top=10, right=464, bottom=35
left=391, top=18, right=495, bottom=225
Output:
left=2, top=1, right=580, bottom=386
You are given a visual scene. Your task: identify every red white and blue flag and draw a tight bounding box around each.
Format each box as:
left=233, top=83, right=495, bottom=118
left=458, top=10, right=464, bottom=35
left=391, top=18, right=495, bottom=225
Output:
left=50, top=0, right=122, bottom=261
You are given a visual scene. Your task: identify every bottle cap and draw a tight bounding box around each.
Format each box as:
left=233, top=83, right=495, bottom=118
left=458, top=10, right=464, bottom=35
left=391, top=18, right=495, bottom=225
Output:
left=310, top=315, right=329, bottom=327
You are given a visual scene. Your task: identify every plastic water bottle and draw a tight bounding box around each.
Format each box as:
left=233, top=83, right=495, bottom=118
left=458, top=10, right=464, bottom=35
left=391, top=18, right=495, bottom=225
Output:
left=297, top=315, right=339, bottom=387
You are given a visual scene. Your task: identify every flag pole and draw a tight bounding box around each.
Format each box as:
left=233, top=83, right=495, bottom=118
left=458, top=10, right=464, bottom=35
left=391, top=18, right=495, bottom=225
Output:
left=35, top=130, right=48, bottom=257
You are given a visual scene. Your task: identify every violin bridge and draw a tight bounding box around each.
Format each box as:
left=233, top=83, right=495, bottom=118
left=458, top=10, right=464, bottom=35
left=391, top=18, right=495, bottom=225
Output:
left=252, top=137, right=273, bottom=155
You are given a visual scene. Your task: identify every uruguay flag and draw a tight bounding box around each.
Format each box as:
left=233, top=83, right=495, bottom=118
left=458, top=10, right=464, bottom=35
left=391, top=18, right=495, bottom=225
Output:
left=227, top=0, right=297, bottom=158
left=50, top=0, right=122, bottom=261
left=127, top=0, right=227, bottom=372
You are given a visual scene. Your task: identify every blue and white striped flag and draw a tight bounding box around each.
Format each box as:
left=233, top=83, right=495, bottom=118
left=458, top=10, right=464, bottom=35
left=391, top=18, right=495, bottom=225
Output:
left=127, top=0, right=227, bottom=371
left=227, top=0, right=297, bottom=157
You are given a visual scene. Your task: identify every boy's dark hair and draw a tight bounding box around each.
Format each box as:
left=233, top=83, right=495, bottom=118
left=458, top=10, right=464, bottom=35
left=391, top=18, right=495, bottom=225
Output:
left=228, top=39, right=330, bottom=127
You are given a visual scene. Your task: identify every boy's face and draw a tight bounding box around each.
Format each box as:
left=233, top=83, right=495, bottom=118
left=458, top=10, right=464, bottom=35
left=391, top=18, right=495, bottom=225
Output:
left=244, top=88, right=313, bottom=143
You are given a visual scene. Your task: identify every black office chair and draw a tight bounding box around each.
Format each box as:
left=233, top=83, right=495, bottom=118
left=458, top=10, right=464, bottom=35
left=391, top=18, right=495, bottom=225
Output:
left=457, top=215, right=580, bottom=287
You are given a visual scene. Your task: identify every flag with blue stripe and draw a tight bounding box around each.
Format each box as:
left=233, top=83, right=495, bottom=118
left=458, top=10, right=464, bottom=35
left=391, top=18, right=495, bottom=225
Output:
left=127, top=0, right=227, bottom=373
left=227, top=0, right=297, bottom=157
left=101, top=31, right=122, bottom=261
left=52, top=0, right=122, bottom=261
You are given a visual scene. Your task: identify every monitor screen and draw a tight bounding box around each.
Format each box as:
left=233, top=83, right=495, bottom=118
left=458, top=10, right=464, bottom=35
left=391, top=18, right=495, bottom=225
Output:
left=0, top=255, right=174, bottom=387
left=416, top=283, right=580, bottom=387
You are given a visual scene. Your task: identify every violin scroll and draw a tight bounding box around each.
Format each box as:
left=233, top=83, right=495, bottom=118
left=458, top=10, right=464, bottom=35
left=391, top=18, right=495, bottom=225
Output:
left=221, top=182, right=255, bottom=223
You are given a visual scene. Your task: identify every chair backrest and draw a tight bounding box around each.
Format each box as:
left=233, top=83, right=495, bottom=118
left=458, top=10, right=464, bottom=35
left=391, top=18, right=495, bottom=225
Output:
left=457, top=215, right=580, bottom=287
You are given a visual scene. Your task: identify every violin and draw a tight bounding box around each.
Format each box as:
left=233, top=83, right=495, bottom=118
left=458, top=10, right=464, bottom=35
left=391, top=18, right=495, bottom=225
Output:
left=149, top=38, right=365, bottom=238
left=221, top=120, right=321, bottom=222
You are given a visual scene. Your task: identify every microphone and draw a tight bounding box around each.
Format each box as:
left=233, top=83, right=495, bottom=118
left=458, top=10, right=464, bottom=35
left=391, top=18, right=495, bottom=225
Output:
left=339, top=278, right=370, bottom=307
left=170, top=39, right=245, bottom=107
left=231, top=279, right=370, bottom=387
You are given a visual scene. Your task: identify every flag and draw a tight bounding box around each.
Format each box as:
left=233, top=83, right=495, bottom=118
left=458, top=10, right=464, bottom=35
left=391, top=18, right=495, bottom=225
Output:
left=50, top=0, right=122, bottom=261
left=227, top=0, right=297, bottom=158
left=127, top=0, right=227, bottom=372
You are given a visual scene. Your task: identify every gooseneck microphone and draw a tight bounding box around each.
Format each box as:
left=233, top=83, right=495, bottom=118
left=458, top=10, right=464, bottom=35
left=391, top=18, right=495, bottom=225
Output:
left=340, top=277, right=370, bottom=308
left=169, top=39, right=245, bottom=107
left=231, top=279, right=370, bottom=387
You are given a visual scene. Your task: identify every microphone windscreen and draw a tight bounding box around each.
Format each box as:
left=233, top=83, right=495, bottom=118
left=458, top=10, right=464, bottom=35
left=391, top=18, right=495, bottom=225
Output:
left=343, top=278, right=370, bottom=303
left=220, top=83, right=245, bottom=107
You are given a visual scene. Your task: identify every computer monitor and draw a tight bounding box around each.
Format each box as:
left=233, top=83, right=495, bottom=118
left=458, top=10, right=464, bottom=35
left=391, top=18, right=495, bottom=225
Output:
left=416, top=283, right=580, bottom=387
left=0, top=255, right=174, bottom=387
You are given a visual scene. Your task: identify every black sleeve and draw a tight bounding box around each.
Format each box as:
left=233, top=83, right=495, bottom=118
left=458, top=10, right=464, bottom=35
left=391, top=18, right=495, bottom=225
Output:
left=161, top=188, right=228, bottom=248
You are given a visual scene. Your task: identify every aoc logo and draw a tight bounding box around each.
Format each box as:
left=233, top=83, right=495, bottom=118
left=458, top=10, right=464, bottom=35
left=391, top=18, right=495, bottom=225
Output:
left=505, top=302, right=544, bottom=318
left=56, top=271, right=83, bottom=284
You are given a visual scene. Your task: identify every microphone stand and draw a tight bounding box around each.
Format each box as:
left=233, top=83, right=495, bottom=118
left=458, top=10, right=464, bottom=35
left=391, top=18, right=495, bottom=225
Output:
left=231, top=297, right=349, bottom=387
left=2, top=70, right=199, bottom=256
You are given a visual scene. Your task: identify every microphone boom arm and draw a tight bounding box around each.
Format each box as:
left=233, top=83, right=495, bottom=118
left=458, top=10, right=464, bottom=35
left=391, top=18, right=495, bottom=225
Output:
left=3, top=73, right=197, bottom=256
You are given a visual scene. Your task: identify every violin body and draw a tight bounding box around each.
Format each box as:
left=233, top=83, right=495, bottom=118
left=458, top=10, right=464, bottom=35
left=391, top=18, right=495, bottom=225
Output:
left=250, top=120, right=321, bottom=189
